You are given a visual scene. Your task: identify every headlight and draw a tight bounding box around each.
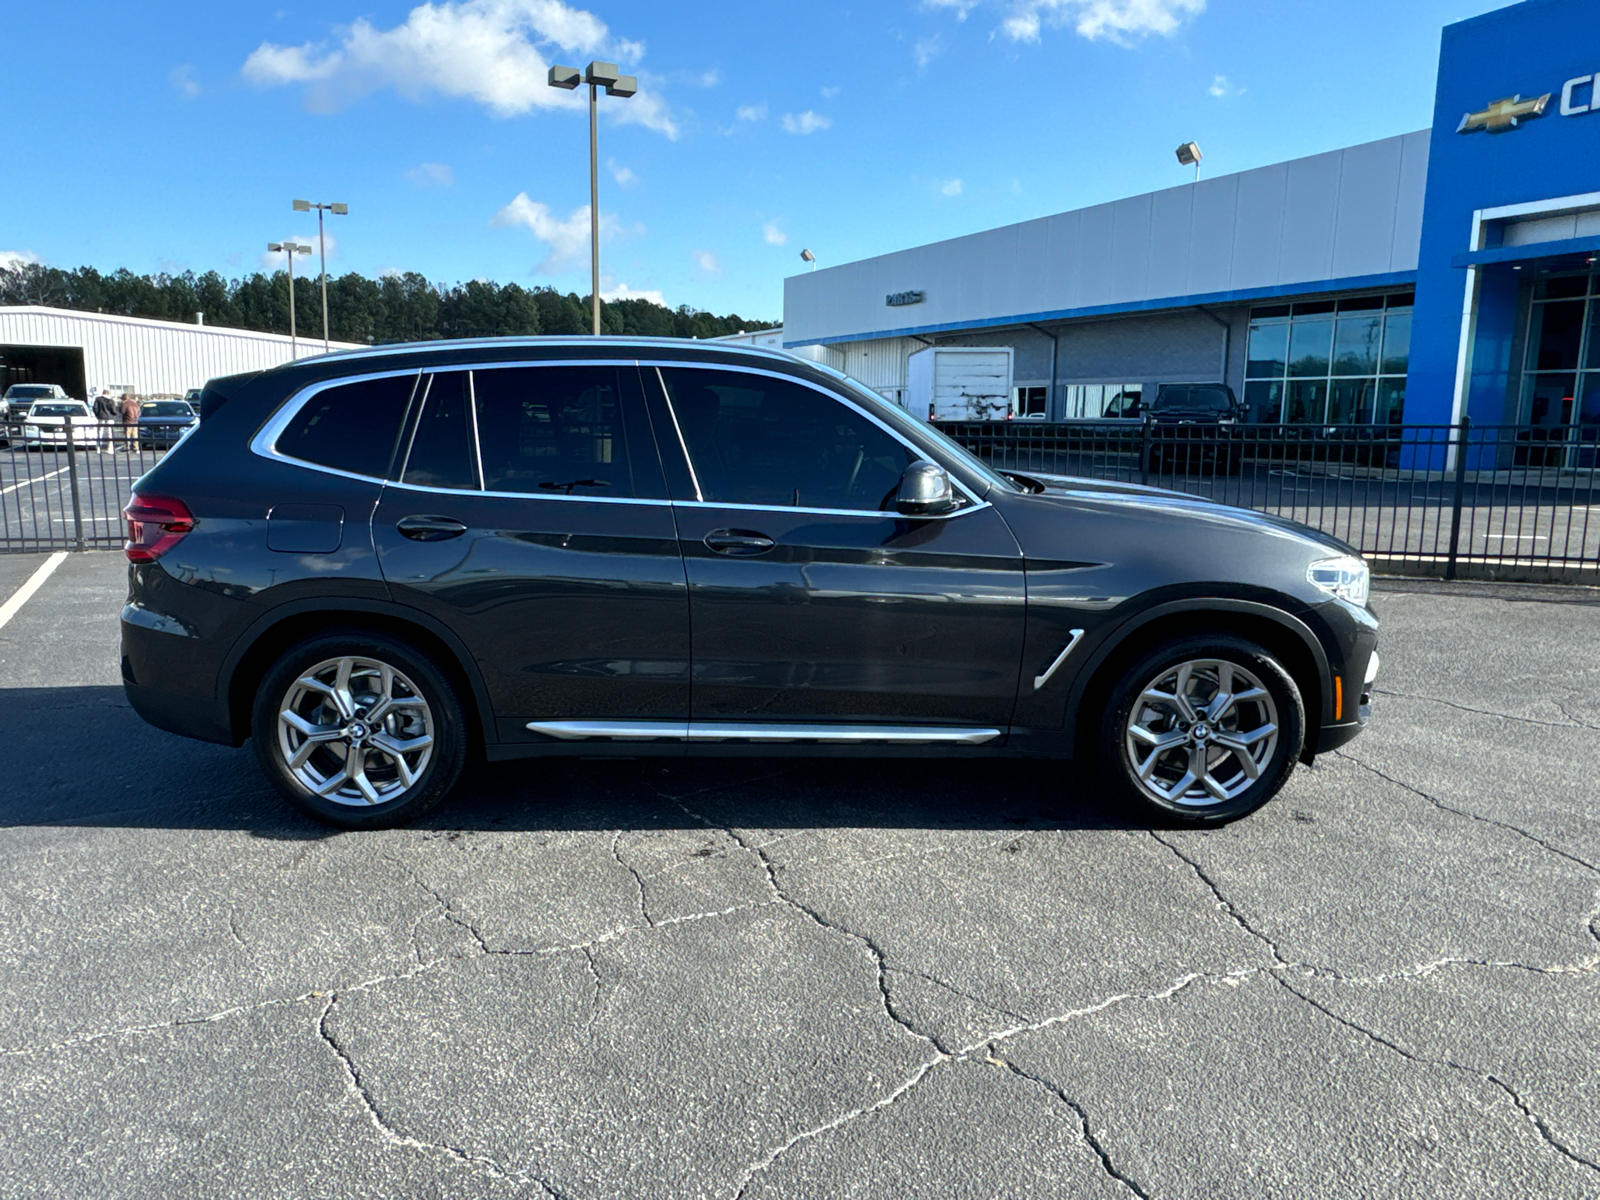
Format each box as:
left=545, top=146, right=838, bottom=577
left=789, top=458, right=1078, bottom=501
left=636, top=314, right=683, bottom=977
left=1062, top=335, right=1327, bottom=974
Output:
left=1307, top=555, right=1370, bottom=607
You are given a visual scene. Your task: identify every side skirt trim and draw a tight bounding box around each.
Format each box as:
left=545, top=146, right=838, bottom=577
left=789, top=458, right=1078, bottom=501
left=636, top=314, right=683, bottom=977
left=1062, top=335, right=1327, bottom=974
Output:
left=526, top=719, right=1002, bottom=745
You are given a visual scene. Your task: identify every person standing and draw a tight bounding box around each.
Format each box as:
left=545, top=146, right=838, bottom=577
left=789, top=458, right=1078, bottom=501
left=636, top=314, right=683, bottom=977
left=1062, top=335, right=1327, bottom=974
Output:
left=118, top=392, right=140, bottom=452
left=92, top=389, right=118, bottom=452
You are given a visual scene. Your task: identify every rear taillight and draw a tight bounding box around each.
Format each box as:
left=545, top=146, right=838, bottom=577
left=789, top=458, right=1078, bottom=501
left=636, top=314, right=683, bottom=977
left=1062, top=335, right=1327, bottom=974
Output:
left=124, top=494, right=194, bottom=563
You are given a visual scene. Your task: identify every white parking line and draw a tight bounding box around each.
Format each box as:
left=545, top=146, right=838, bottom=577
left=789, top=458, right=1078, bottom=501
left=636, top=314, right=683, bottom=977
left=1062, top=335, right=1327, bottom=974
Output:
left=0, top=551, right=68, bottom=633
left=0, top=466, right=70, bottom=495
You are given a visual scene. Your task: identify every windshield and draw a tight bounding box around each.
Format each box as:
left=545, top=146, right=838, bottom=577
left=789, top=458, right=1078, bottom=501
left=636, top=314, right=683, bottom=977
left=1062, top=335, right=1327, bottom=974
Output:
left=819, top=367, right=1015, bottom=494
left=143, top=401, right=194, bottom=417
left=7, top=386, right=55, bottom=398
left=33, top=403, right=88, bottom=417
left=1155, top=386, right=1235, bottom=413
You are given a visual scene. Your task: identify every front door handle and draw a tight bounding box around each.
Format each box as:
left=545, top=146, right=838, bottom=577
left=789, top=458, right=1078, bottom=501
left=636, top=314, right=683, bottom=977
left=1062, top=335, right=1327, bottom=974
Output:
left=704, top=529, right=775, bottom=556
left=396, top=515, right=468, bottom=542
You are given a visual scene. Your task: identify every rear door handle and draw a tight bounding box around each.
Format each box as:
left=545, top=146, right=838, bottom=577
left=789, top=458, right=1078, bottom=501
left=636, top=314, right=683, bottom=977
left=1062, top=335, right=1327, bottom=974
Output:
left=396, top=515, right=468, bottom=542
left=704, top=529, right=775, bottom=556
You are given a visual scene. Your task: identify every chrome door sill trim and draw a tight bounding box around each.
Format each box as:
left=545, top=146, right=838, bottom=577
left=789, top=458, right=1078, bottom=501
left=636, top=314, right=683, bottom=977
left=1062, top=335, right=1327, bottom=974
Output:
left=1032, top=629, right=1085, bottom=691
left=527, top=720, right=1002, bottom=745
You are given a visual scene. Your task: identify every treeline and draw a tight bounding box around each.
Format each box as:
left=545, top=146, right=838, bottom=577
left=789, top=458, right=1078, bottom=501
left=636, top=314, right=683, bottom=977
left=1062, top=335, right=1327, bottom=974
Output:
left=0, top=262, right=777, bottom=344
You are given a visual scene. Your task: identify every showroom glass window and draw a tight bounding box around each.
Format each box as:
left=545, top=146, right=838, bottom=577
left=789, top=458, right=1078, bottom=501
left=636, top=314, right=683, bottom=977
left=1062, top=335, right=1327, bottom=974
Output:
left=657, top=367, right=916, bottom=510
left=1243, top=293, right=1411, bottom=425
left=1519, top=272, right=1600, bottom=430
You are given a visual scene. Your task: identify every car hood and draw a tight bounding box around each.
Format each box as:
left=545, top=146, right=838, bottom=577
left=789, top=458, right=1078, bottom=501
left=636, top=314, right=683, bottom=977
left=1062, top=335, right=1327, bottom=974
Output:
left=1000, top=471, right=1358, bottom=560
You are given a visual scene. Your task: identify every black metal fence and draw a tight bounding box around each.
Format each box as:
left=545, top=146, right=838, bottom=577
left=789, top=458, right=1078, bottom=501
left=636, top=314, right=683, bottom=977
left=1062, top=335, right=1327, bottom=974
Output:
left=944, top=420, right=1600, bottom=581
left=4, top=416, right=1599, bottom=581
left=0, top=421, right=173, bottom=552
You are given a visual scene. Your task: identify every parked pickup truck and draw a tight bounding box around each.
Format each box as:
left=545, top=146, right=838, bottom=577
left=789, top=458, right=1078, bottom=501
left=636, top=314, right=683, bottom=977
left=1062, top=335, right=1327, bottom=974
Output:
left=1146, top=383, right=1245, bottom=475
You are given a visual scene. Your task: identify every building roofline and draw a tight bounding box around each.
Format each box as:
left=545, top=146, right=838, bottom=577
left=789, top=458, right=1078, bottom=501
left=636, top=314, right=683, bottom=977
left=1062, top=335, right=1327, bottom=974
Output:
left=782, top=271, right=1417, bottom=347
left=0, top=305, right=363, bottom=349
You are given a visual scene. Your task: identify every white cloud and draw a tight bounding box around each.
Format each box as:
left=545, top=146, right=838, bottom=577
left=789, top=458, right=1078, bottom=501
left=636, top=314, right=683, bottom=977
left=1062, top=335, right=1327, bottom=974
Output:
left=934, top=0, right=1204, bottom=44
left=735, top=102, right=767, bottom=123
left=696, top=68, right=720, bottom=87
left=406, top=161, right=455, bottom=187
left=939, top=178, right=963, bottom=196
left=169, top=64, right=202, bottom=99
left=260, top=232, right=336, bottom=272
left=820, top=85, right=841, bottom=98
left=762, top=222, right=787, bottom=246
left=241, top=0, right=678, bottom=137
left=1207, top=73, right=1242, bottom=97
left=491, top=193, right=625, bottom=272
left=913, top=34, right=944, bottom=68
left=607, top=158, right=638, bottom=187
left=0, top=250, right=41, bottom=270
left=782, top=110, right=830, bottom=135
left=693, top=250, right=722, bottom=275
left=602, top=280, right=666, bottom=305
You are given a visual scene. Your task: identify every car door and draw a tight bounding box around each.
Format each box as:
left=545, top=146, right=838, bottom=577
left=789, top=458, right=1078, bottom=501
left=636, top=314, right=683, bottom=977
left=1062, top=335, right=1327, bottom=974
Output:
left=372, top=362, right=689, bottom=744
left=648, top=363, right=1027, bottom=735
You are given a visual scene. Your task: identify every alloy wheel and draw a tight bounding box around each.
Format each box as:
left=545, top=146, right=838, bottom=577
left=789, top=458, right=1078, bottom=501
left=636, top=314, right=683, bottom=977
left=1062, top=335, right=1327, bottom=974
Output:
left=276, top=655, right=435, bottom=807
left=1122, top=658, right=1279, bottom=808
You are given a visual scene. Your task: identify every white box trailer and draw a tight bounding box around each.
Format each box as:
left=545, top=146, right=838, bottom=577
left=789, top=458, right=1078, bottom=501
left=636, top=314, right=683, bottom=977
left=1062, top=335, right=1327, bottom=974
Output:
left=906, top=346, right=1014, bottom=421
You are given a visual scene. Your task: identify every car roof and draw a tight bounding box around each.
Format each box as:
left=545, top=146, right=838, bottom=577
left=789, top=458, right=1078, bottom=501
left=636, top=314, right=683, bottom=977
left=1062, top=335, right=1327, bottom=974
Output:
left=284, top=335, right=799, bottom=372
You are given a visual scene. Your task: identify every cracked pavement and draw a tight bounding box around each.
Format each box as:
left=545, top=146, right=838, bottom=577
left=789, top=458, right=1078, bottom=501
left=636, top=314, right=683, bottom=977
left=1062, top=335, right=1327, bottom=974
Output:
left=2, top=553, right=1598, bottom=1198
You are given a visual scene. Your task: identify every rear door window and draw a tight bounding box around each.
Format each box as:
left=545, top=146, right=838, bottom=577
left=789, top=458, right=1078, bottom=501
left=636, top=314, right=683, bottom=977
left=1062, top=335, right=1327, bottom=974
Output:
left=278, top=373, right=418, bottom=479
left=471, top=364, right=661, bottom=499
left=401, top=371, right=479, bottom=491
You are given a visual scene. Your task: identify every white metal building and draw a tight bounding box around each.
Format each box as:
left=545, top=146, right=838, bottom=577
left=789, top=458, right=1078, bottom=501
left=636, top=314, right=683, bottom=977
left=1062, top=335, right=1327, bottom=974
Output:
left=0, top=306, right=360, bottom=400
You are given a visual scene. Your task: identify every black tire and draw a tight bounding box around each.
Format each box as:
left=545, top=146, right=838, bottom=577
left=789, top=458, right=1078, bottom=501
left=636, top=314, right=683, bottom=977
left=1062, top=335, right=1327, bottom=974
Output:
left=251, top=631, right=468, bottom=829
left=1097, top=634, right=1304, bottom=825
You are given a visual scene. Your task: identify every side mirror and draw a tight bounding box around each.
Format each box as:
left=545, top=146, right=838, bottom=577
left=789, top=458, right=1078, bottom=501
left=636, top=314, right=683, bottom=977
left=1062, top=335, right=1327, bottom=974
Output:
left=895, top=461, right=958, bottom=516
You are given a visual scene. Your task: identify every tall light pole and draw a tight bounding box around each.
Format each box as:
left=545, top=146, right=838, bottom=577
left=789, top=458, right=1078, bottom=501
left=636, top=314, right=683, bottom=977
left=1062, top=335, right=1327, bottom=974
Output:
left=548, top=61, right=637, bottom=335
left=294, top=199, right=349, bottom=352
left=268, top=242, right=314, bottom=357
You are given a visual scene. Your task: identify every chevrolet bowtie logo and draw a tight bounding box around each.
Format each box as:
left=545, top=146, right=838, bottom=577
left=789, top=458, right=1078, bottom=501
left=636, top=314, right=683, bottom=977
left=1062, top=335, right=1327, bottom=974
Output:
left=1458, top=93, right=1552, bottom=134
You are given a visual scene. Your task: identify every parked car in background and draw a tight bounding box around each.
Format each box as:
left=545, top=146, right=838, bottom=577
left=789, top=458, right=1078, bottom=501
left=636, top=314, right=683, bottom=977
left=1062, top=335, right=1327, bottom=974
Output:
left=137, top=399, right=199, bottom=449
left=120, top=338, right=1377, bottom=832
left=1, top=383, right=71, bottom=421
left=22, top=400, right=100, bottom=450
left=1147, top=383, right=1246, bottom=474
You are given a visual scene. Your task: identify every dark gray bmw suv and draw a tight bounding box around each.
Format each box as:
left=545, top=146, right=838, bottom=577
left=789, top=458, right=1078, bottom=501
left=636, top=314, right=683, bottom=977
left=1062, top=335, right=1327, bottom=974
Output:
left=121, top=338, right=1378, bottom=828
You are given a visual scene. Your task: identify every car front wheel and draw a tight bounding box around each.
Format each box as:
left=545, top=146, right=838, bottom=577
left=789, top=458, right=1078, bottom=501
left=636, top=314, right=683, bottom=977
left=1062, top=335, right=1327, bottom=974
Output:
left=1098, top=635, right=1304, bottom=825
left=251, top=632, right=468, bottom=829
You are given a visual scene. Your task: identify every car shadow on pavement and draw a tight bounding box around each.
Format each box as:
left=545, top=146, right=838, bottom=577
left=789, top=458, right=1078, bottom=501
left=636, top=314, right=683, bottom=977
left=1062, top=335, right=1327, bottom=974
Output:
left=0, top=686, right=1143, bottom=836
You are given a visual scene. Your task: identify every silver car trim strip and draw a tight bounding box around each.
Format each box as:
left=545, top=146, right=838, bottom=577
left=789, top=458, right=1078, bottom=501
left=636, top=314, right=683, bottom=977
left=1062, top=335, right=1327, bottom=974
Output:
left=526, top=720, right=1002, bottom=745
left=1032, top=629, right=1086, bottom=692
left=249, top=366, right=424, bottom=483
left=654, top=367, right=703, bottom=501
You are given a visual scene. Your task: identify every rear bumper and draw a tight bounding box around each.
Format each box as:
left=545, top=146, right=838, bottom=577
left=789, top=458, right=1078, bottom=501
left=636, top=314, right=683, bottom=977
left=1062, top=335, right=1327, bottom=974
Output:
left=121, top=607, right=240, bottom=746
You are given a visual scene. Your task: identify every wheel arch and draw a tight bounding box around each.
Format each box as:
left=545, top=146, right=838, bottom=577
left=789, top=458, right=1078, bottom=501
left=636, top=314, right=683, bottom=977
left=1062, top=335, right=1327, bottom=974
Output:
left=220, top=599, right=495, bottom=749
left=1067, top=598, right=1329, bottom=764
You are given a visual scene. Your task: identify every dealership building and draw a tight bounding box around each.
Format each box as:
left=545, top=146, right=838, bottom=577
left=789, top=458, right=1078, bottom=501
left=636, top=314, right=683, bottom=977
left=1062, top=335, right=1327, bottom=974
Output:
left=784, top=0, right=1600, bottom=435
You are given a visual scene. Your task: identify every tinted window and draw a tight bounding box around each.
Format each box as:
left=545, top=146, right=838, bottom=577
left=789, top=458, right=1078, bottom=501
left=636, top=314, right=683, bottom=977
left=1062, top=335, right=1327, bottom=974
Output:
left=402, top=371, right=477, bottom=491
left=279, top=373, right=417, bottom=479
left=473, top=365, right=645, bottom=498
left=659, top=367, right=915, bottom=511
left=143, top=401, right=193, bottom=417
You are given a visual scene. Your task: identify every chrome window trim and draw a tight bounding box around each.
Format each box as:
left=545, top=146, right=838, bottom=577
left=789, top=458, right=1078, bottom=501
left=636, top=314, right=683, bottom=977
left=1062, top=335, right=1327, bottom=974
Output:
left=527, top=719, right=1002, bottom=745
left=671, top=497, right=992, bottom=521
left=642, top=359, right=985, bottom=516
left=466, top=371, right=486, bottom=490
left=381, top=478, right=676, bottom=507
left=249, top=366, right=423, bottom=484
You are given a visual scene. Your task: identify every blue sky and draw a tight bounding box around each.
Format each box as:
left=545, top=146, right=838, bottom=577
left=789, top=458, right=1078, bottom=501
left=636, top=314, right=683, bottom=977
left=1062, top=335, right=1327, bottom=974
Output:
left=2, top=0, right=1508, bottom=321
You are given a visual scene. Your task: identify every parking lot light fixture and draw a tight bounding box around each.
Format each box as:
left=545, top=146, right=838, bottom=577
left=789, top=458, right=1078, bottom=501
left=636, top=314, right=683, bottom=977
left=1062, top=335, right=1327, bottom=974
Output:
left=548, top=61, right=637, bottom=336
left=1176, top=141, right=1203, bottom=183
left=294, top=200, right=350, bottom=352
left=267, top=242, right=315, bottom=358
left=800, top=248, right=816, bottom=271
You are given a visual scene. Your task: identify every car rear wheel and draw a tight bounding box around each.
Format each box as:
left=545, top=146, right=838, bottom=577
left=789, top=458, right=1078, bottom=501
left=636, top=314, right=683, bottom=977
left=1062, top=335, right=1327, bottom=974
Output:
left=1098, top=635, right=1304, bottom=825
left=251, top=632, right=468, bottom=829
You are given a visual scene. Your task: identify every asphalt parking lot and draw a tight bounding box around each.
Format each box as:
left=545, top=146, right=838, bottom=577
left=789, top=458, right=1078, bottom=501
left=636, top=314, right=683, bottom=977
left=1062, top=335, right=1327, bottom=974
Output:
left=2, top=551, right=1598, bottom=1199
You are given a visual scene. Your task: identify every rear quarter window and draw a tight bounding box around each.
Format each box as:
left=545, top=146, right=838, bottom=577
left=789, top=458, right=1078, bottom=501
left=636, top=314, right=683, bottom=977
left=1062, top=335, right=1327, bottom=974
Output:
left=277, top=373, right=419, bottom=479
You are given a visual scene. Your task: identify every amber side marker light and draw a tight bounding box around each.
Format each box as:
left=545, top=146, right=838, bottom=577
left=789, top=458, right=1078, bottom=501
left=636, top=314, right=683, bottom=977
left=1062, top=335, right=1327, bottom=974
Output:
left=1334, top=676, right=1344, bottom=722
